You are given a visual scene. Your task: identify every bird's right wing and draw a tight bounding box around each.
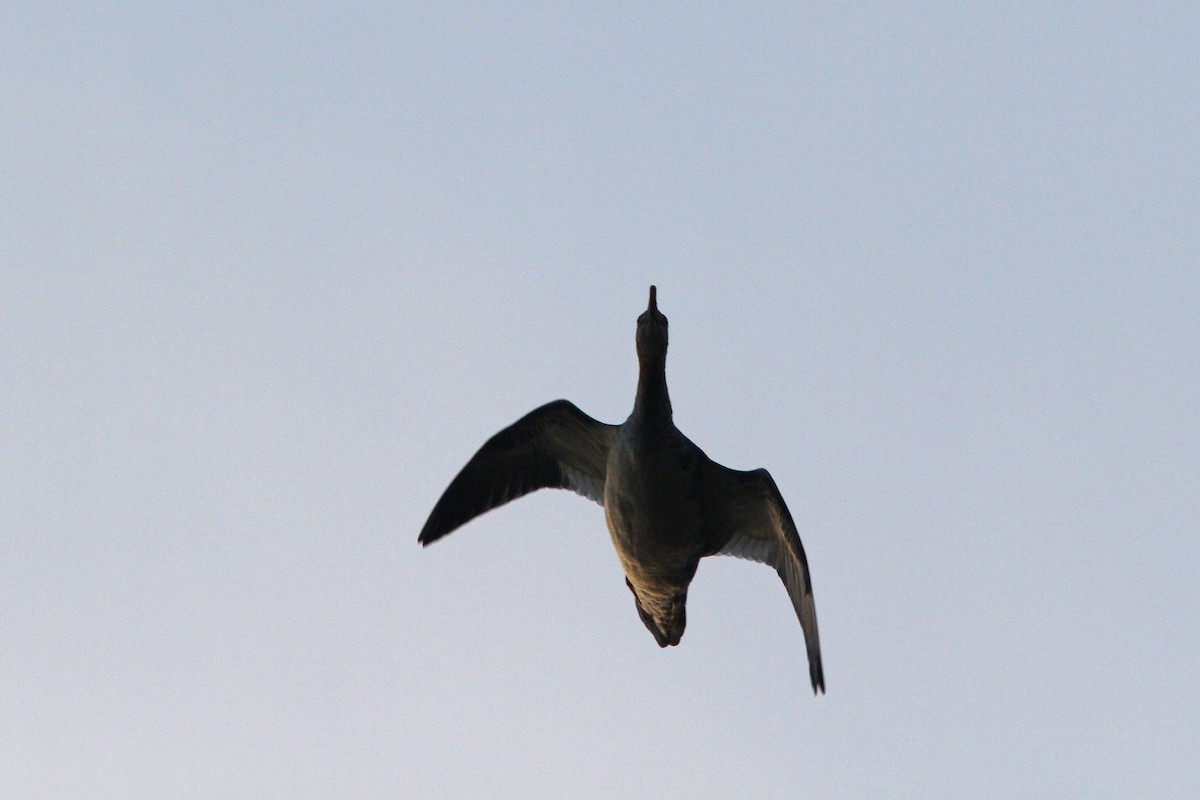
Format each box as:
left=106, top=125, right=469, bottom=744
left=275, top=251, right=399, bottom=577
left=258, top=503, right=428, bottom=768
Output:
left=703, top=463, right=825, bottom=694
left=418, top=400, right=616, bottom=546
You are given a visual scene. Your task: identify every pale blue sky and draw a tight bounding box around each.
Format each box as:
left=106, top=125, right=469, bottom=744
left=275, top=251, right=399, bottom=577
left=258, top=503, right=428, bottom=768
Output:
left=2, top=4, right=1197, bottom=798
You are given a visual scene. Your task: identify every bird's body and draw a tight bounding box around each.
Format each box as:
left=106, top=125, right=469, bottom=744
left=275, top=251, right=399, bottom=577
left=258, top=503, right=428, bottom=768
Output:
left=420, top=287, right=825, bottom=693
left=605, top=421, right=709, bottom=645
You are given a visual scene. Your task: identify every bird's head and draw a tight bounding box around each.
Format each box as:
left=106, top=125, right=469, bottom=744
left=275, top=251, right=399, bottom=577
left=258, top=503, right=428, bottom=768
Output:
left=636, top=285, right=669, bottom=361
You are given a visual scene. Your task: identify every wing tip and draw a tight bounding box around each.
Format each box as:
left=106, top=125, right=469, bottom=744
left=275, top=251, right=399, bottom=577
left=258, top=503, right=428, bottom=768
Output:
left=417, top=522, right=446, bottom=547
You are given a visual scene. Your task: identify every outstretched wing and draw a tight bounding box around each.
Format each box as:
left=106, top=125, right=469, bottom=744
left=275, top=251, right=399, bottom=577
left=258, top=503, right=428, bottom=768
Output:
left=703, top=463, right=825, bottom=694
left=419, top=400, right=616, bottom=546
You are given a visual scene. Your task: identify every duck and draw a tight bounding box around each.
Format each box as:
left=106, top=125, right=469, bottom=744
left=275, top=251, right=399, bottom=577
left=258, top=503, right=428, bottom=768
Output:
left=419, top=286, right=825, bottom=694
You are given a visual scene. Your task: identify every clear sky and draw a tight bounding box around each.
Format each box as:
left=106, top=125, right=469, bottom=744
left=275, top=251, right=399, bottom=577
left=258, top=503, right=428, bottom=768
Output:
left=3, top=4, right=1196, bottom=798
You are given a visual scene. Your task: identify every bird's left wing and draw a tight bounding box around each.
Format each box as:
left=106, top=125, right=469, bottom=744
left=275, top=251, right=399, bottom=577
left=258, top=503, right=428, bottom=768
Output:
left=703, top=463, right=825, bottom=694
left=419, top=399, right=616, bottom=546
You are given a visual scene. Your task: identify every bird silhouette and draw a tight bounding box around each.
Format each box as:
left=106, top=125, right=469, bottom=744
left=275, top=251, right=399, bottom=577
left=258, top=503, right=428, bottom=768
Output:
left=420, top=286, right=825, bottom=693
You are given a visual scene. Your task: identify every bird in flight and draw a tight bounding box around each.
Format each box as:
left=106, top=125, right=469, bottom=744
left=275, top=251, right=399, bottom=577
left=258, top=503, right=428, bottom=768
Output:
left=419, top=286, right=825, bottom=694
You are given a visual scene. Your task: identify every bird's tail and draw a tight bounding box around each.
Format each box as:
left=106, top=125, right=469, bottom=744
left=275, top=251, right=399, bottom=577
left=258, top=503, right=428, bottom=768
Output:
left=626, top=578, right=686, bottom=647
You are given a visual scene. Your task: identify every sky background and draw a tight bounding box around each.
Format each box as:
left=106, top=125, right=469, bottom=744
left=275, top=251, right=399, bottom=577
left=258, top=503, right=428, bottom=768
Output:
left=2, top=4, right=1197, bottom=798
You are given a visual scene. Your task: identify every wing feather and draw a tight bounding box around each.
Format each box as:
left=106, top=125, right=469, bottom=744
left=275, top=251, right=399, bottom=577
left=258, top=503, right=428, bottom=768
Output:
left=418, top=400, right=615, bottom=545
left=704, top=464, right=825, bottom=694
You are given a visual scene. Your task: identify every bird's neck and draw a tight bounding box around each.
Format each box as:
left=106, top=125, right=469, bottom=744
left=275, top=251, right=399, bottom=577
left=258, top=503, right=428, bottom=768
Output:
left=632, top=353, right=673, bottom=431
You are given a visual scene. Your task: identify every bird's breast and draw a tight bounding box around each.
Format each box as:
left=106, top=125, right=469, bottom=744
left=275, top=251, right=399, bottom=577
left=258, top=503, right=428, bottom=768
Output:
left=603, top=436, right=705, bottom=581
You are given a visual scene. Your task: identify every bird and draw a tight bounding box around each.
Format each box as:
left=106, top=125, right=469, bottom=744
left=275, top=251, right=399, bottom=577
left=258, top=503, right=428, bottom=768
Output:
left=419, top=286, right=825, bottom=694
